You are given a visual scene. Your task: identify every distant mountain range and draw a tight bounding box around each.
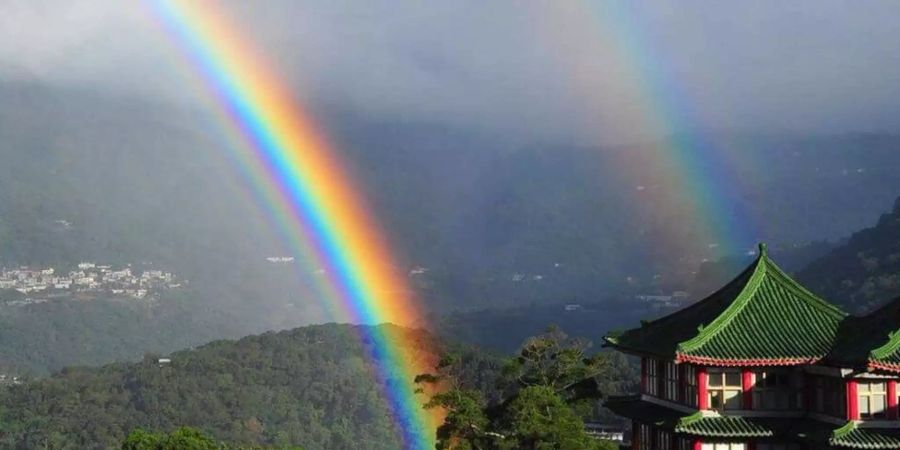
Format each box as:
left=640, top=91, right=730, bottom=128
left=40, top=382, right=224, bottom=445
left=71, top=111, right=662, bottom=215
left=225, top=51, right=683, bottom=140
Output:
left=2, top=81, right=900, bottom=375
left=3, top=81, right=900, bottom=313
left=798, top=197, right=900, bottom=313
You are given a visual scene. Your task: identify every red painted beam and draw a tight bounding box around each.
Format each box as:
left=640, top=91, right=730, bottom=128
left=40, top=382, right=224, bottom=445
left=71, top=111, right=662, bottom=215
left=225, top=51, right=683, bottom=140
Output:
left=742, top=369, right=754, bottom=410
left=698, top=366, right=709, bottom=410
left=889, top=380, right=898, bottom=420
left=847, top=379, right=859, bottom=420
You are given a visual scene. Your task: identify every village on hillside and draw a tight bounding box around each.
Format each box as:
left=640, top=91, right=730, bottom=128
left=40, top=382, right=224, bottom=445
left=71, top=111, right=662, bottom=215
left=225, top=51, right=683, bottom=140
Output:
left=0, top=262, right=184, bottom=306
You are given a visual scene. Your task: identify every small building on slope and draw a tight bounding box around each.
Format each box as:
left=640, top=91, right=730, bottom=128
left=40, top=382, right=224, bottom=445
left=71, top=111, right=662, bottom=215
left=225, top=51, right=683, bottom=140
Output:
left=604, top=243, right=900, bottom=450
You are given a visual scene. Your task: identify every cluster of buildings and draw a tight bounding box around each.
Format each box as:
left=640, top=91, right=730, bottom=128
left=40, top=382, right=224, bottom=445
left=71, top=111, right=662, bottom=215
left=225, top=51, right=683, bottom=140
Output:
left=604, top=243, right=900, bottom=449
left=0, top=262, right=182, bottom=300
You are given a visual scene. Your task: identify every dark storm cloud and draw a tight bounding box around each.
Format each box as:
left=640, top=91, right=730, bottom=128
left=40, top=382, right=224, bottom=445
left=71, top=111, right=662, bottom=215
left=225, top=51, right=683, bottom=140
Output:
left=1, top=0, right=898, bottom=143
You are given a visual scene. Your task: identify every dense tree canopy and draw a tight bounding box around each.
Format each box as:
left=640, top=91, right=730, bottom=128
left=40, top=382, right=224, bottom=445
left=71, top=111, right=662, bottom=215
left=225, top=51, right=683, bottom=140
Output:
left=0, top=324, right=455, bottom=450
left=418, top=327, right=626, bottom=450
left=121, top=427, right=303, bottom=450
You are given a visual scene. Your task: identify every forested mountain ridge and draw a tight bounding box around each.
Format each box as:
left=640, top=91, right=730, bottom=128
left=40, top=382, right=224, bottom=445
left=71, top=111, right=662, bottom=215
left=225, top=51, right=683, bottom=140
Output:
left=799, top=196, right=900, bottom=313
left=0, top=288, right=239, bottom=375
left=0, top=324, right=448, bottom=450
left=2, top=81, right=900, bottom=378
left=0, top=322, right=636, bottom=450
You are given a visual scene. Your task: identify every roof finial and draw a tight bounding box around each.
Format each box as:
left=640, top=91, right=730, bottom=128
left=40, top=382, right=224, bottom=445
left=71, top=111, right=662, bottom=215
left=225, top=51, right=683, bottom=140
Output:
left=758, top=242, right=768, bottom=257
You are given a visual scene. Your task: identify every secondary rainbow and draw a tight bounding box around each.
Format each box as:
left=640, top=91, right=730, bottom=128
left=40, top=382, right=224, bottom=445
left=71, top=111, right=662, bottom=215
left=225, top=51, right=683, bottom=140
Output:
left=593, top=1, right=759, bottom=256
left=541, top=2, right=761, bottom=257
left=145, top=1, right=439, bottom=448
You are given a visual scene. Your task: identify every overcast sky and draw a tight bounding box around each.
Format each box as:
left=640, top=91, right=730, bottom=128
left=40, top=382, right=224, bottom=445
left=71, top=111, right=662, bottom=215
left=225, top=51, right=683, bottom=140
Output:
left=1, top=0, right=898, bottom=144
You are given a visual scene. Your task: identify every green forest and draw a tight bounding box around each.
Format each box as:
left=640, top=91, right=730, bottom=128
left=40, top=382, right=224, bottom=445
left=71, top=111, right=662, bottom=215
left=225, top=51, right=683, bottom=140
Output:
left=0, top=323, right=633, bottom=450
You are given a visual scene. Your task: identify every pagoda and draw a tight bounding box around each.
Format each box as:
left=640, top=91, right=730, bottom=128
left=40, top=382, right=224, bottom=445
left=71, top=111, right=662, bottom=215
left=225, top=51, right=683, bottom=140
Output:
left=604, top=244, right=900, bottom=450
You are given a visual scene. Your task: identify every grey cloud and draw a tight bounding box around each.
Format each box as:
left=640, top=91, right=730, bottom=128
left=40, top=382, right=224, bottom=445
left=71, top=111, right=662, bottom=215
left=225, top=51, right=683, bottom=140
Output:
left=0, top=0, right=898, bottom=144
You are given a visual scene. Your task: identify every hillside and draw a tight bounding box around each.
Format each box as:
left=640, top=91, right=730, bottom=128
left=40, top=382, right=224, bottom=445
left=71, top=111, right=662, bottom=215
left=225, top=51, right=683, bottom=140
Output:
left=4, top=82, right=900, bottom=313
left=799, top=197, right=900, bottom=313
left=3, top=82, right=900, bottom=377
left=0, top=289, right=241, bottom=375
left=0, top=324, right=454, bottom=450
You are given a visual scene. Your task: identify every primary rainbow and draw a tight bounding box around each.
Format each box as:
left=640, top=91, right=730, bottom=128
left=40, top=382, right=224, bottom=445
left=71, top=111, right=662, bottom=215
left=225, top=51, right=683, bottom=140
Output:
left=146, top=1, right=439, bottom=448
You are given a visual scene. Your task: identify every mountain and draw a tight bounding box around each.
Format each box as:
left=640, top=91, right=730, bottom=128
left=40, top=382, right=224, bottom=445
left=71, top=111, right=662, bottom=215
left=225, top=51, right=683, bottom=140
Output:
left=0, top=324, right=456, bottom=450
left=4, top=82, right=900, bottom=315
left=799, top=197, right=900, bottom=313
left=0, top=288, right=243, bottom=375
left=3, top=81, right=900, bottom=376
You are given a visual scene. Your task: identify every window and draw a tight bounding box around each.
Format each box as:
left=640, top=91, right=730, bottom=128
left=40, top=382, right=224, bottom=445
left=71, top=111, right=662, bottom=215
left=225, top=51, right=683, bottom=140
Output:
left=753, top=370, right=801, bottom=410
left=700, top=443, right=746, bottom=450
left=676, top=438, right=693, bottom=450
left=683, top=365, right=698, bottom=407
left=708, top=369, right=743, bottom=410
left=859, top=381, right=887, bottom=419
left=663, top=361, right=679, bottom=401
left=813, top=376, right=846, bottom=418
left=638, top=423, right=652, bottom=450
left=657, top=430, right=672, bottom=450
left=645, top=358, right=659, bottom=396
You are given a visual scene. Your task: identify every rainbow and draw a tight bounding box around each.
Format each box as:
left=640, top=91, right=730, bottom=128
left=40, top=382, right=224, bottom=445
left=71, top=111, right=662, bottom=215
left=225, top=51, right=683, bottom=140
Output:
left=540, top=2, right=762, bottom=258
left=145, top=1, right=439, bottom=448
left=593, top=1, right=760, bottom=257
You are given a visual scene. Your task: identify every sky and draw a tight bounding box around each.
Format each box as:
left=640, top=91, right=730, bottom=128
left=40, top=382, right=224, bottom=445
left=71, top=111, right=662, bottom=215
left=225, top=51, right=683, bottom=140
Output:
left=0, top=0, right=898, bottom=144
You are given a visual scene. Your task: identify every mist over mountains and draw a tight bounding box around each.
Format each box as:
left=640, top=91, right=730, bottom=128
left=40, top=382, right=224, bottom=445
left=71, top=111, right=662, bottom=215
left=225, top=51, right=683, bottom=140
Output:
left=3, top=81, right=900, bottom=320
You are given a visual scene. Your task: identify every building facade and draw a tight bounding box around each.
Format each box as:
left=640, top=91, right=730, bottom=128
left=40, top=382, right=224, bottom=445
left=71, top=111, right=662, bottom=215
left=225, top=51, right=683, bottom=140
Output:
left=604, top=244, right=900, bottom=449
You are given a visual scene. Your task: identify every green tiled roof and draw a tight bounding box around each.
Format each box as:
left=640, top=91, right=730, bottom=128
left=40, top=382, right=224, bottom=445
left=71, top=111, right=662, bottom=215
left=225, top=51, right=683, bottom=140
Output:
left=674, top=412, right=773, bottom=438
left=604, top=397, right=900, bottom=448
left=605, top=244, right=847, bottom=365
left=830, top=422, right=900, bottom=449
left=604, top=397, right=777, bottom=438
left=827, top=297, right=900, bottom=372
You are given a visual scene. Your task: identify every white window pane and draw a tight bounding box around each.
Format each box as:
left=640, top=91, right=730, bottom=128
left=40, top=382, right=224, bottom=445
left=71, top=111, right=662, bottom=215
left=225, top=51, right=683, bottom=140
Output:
left=873, top=395, right=886, bottom=414
left=701, top=445, right=714, bottom=450
left=860, top=398, right=870, bottom=415
left=732, top=445, right=746, bottom=450
left=859, top=383, right=870, bottom=393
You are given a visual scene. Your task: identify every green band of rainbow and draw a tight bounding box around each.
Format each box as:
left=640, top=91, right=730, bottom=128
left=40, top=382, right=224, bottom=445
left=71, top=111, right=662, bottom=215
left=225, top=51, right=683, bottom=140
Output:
left=146, top=1, right=439, bottom=448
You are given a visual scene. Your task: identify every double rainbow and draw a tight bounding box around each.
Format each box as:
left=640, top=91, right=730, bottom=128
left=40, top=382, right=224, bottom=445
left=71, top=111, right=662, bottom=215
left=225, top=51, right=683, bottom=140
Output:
left=146, top=1, right=438, bottom=448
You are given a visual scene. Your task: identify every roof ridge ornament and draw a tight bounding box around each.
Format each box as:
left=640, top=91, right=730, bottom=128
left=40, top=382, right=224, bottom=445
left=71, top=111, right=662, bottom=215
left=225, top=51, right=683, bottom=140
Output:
left=758, top=242, right=768, bottom=257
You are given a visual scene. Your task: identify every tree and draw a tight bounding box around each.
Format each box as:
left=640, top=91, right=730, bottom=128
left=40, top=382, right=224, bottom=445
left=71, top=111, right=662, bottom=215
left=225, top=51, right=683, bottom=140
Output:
left=497, top=386, right=602, bottom=450
left=121, top=427, right=218, bottom=450
left=418, top=327, right=616, bottom=450
left=416, top=354, right=491, bottom=450
left=502, top=326, right=606, bottom=402
left=120, top=427, right=304, bottom=450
